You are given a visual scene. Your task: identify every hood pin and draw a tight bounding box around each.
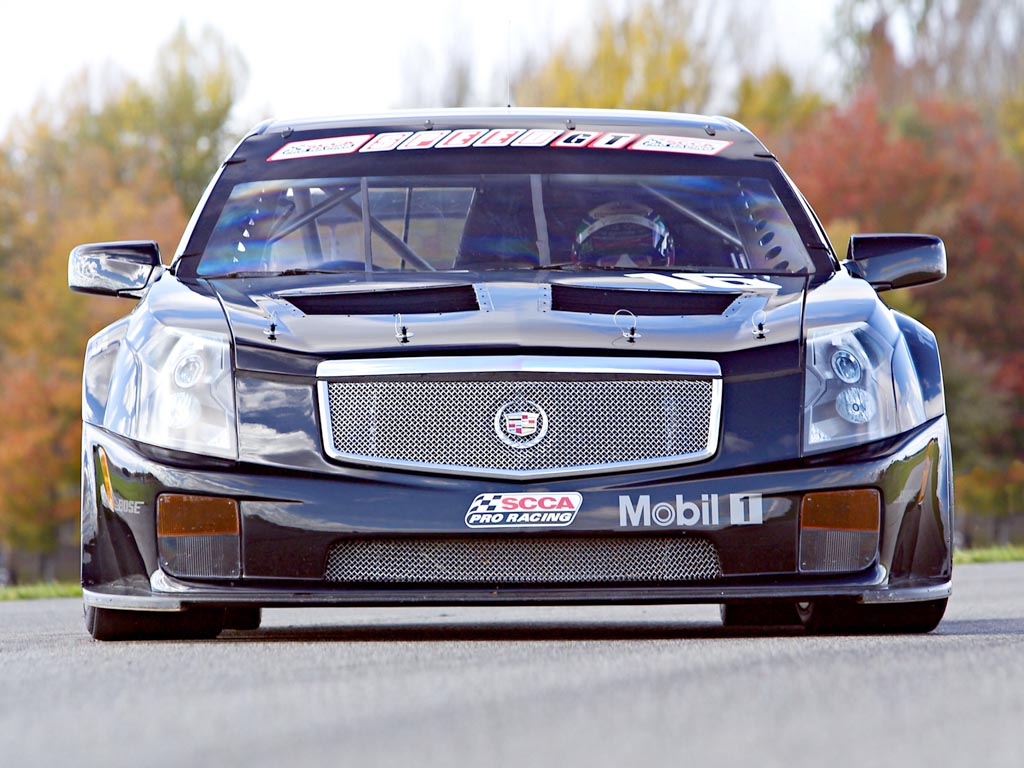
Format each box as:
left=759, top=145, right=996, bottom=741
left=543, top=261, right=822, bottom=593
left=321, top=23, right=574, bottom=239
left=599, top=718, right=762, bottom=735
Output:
left=395, top=314, right=414, bottom=344
left=752, top=310, right=770, bottom=340
left=614, top=309, right=641, bottom=343
left=263, top=313, right=278, bottom=342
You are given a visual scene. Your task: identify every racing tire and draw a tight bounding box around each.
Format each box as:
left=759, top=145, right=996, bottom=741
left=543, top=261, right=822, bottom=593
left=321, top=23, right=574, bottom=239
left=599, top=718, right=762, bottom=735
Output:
left=797, top=598, right=947, bottom=635
left=223, top=607, right=262, bottom=631
left=85, top=604, right=224, bottom=641
left=720, top=601, right=802, bottom=627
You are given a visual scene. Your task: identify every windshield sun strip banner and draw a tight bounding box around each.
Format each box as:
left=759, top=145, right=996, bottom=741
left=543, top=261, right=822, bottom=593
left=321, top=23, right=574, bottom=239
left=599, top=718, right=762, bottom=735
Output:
left=267, top=129, right=734, bottom=161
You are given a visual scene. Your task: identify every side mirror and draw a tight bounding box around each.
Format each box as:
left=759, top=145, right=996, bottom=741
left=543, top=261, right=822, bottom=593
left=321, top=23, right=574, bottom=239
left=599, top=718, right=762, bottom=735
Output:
left=68, top=241, right=164, bottom=298
left=843, top=234, right=946, bottom=291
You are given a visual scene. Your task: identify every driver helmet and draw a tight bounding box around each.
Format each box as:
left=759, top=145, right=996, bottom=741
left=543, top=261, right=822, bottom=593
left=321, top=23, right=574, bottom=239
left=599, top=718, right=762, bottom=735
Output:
left=572, top=201, right=675, bottom=268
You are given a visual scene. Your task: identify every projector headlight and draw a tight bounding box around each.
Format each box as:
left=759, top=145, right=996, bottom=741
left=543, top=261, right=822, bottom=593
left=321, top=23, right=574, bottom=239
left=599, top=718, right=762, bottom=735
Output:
left=830, top=348, right=863, bottom=384
left=104, top=324, right=237, bottom=459
left=803, top=322, right=925, bottom=454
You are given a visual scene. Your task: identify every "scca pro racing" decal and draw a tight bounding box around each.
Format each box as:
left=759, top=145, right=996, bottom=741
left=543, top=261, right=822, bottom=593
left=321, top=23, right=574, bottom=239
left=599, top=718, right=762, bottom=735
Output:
left=466, top=492, right=583, bottom=528
left=268, top=129, right=733, bottom=161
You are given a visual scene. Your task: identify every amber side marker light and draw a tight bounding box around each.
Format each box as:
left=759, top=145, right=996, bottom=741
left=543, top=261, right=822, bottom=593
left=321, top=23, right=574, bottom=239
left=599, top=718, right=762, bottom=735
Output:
left=799, top=489, right=880, bottom=574
left=158, top=495, right=239, bottom=536
left=96, top=447, right=115, bottom=507
left=157, top=494, right=241, bottom=578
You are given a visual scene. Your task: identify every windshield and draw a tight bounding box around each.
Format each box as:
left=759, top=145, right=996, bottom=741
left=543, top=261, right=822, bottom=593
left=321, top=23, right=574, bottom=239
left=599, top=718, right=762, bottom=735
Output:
left=197, top=172, right=815, bottom=277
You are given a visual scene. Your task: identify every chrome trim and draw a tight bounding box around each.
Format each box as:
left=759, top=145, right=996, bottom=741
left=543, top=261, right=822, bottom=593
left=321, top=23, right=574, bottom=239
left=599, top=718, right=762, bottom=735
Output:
left=316, top=355, right=722, bottom=379
left=857, top=581, right=952, bottom=604
left=312, top=445, right=720, bottom=479
left=84, top=586, right=184, bottom=612
left=316, top=357, right=723, bottom=478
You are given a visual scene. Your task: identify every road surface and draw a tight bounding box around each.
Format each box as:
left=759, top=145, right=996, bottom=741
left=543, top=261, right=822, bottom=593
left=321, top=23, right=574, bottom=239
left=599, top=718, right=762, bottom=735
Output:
left=2, top=563, right=1022, bottom=767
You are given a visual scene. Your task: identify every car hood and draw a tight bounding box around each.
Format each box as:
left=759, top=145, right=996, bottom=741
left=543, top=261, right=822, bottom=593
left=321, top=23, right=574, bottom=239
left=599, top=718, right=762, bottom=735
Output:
left=207, top=271, right=808, bottom=366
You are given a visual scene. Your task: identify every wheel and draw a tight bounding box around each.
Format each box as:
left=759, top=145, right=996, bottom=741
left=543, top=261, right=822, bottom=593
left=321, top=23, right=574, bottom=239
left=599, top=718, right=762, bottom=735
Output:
left=798, top=598, right=947, bottom=634
left=84, top=604, right=224, bottom=641
left=223, top=607, right=262, bottom=631
left=720, top=601, right=802, bottom=627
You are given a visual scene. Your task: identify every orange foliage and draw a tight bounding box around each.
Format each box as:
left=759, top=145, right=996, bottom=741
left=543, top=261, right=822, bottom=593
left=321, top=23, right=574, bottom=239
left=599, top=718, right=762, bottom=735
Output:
left=766, top=91, right=1024, bottom=471
left=0, top=27, right=249, bottom=553
left=0, top=116, right=186, bottom=549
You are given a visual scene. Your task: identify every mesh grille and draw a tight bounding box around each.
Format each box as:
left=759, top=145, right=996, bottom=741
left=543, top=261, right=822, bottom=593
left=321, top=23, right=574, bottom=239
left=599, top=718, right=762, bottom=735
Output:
left=324, top=535, right=722, bottom=584
left=159, top=534, right=241, bottom=579
left=800, top=528, right=878, bottom=573
left=322, top=377, right=715, bottom=476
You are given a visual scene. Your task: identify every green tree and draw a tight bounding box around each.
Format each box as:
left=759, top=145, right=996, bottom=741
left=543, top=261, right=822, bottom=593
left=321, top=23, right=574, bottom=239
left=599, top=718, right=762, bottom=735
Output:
left=733, top=67, right=829, bottom=155
left=513, top=0, right=721, bottom=112
left=146, top=23, right=249, bottom=214
left=0, top=149, right=30, bottom=289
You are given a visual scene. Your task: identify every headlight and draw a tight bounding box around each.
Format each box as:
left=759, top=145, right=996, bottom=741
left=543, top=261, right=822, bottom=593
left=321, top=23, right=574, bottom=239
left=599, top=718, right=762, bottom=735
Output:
left=803, top=322, right=925, bottom=454
left=104, top=324, right=237, bottom=459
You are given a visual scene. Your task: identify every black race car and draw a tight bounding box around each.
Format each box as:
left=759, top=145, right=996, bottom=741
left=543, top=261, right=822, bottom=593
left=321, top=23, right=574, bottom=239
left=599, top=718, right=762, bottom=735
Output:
left=69, top=108, right=952, bottom=640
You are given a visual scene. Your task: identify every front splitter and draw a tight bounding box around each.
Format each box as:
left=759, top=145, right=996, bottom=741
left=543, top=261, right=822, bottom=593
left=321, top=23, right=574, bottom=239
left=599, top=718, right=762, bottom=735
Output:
left=82, top=568, right=951, bottom=612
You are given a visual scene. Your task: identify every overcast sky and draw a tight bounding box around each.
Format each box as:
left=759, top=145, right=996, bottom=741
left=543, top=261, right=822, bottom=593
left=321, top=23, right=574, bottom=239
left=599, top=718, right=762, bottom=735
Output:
left=2, top=0, right=838, bottom=134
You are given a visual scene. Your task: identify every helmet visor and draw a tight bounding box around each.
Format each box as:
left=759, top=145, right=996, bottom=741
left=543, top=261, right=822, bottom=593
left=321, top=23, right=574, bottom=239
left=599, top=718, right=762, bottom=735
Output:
left=575, top=214, right=673, bottom=267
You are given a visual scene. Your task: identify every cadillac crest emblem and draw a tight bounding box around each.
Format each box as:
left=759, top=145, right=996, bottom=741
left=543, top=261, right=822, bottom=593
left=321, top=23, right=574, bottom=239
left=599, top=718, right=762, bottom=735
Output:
left=494, top=400, right=548, bottom=448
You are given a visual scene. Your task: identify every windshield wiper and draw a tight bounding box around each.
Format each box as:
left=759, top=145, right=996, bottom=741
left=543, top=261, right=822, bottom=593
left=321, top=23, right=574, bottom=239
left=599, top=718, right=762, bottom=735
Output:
left=527, top=263, right=685, bottom=272
left=205, top=268, right=347, bottom=279
left=528, top=262, right=585, bottom=271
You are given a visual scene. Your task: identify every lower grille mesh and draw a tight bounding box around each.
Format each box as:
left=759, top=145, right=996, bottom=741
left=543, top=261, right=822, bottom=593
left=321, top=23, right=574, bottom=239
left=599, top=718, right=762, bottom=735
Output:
left=324, top=536, right=722, bottom=584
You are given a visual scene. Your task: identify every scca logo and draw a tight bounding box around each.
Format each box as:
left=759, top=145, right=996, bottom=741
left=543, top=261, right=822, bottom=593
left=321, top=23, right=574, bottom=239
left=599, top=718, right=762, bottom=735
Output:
left=466, top=492, right=583, bottom=528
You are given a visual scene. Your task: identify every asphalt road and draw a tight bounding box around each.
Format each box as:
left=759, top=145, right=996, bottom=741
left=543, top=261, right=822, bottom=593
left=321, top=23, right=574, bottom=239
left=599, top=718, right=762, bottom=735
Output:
left=2, top=563, right=1022, bottom=768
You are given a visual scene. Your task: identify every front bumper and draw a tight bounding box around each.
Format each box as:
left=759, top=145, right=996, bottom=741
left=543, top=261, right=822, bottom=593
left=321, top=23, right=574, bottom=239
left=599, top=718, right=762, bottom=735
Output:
left=83, top=572, right=952, bottom=612
left=81, top=416, right=953, bottom=612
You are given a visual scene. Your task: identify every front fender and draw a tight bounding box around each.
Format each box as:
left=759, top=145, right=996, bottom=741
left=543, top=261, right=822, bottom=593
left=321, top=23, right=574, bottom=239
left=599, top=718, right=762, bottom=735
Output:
left=895, top=311, right=945, bottom=420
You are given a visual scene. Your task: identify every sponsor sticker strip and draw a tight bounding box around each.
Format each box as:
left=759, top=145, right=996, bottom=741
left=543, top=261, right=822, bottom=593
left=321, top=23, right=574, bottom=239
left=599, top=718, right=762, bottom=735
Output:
left=268, top=129, right=733, bottom=161
left=462, top=491, right=765, bottom=529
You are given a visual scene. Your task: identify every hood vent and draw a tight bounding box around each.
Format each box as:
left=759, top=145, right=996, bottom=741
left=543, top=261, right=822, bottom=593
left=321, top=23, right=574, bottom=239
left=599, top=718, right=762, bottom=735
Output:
left=285, top=284, right=479, bottom=316
left=551, top=284, right=738, bottom=316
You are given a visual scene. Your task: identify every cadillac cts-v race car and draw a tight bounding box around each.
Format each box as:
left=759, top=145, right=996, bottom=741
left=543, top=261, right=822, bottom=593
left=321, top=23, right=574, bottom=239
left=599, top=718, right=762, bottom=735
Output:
left=69, top=108, right=952, bottom=640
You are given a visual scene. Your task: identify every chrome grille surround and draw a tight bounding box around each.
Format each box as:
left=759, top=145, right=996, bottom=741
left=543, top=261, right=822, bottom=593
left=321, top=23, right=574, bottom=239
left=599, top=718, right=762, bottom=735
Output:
left=324, top=535, right=723, bottom=584
left=317, top=356, right=722, bottom=479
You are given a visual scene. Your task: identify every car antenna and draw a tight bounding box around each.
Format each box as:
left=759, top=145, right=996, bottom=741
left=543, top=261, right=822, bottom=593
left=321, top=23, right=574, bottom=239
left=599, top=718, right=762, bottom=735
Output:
left=506, top=15, right=513, bottom=108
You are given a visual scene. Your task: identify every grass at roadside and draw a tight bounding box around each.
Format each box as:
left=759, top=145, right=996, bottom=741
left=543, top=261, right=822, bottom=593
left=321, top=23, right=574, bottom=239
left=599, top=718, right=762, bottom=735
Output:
left=954, top=545, right=1024, bottom=564
left=0, top=582, right=82, bottom=601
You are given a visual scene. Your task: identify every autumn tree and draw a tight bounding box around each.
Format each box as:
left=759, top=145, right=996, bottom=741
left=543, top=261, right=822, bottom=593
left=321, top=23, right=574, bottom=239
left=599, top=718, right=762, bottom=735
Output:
left=0, top=150, right=31, bottom=291
left=834, top=0, right=1024, bottom=162
left=512, top=0, right=738, bottom=112
left=0, top=27, right=245, bottom=561
left=780, top=91, right=1024, bottom=536
left=835, top=0, right=1024, bottom=105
